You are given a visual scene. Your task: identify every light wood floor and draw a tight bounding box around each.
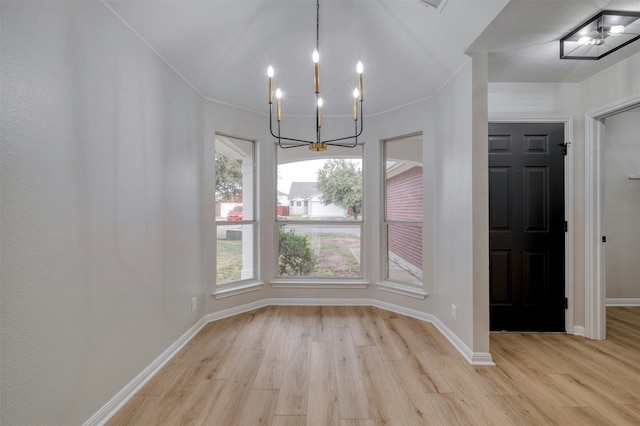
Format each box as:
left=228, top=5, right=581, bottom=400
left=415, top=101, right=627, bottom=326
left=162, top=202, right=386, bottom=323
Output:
left=108, top=306, right=640, bottom=425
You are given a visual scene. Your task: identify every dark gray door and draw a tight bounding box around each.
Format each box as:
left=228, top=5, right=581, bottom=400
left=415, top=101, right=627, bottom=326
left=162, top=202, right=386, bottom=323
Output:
left=489, top=123, right=565, bottom=331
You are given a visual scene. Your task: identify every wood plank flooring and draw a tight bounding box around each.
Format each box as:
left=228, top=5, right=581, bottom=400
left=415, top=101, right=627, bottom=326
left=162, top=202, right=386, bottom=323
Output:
left=108, top=306, right=640, bottom=425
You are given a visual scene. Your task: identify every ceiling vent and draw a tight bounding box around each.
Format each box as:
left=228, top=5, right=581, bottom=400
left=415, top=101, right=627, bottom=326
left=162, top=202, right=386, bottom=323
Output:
left=419, top=0, right=446, bottom=12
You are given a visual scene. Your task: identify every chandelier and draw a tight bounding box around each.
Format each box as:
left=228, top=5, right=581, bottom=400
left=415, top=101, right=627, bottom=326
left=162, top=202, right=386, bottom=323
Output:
left=267, top=0, right=364, bottom=151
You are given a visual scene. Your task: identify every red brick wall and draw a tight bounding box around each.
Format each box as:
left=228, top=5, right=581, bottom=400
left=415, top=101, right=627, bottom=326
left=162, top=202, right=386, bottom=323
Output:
left=386, top=166, right=423, bottom=270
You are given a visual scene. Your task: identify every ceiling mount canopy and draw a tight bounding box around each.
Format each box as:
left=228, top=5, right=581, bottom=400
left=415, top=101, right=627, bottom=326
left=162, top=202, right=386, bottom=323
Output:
left=560, top=10, right=640, bottom=60
left=267, top=0, right=364, bottom=151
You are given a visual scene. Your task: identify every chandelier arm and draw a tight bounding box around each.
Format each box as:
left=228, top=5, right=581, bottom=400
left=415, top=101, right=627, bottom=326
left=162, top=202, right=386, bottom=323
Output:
left=275, top=135, right=316, bottom=145
left=268, top=103, right=279, bottom=139
left=279, top=140, right=311, bottom=149
left=274, top=135, right=316, bottom=144
left=277, top=120, right=313, bottom=148
left=269, top=104, right=315, bottom=145
left=322, top=101, right=363, bottom=147
left=325, top=140, right=358, bottom=147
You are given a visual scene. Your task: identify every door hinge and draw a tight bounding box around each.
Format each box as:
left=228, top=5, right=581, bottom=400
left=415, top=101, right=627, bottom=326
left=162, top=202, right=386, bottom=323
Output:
left=564, top=221, right=568, bottom=232
left=559, top=142, right=571, bottom=156
left=602, top=236, right=607, bottom=243
left=564, top=297, right=568, bottom=309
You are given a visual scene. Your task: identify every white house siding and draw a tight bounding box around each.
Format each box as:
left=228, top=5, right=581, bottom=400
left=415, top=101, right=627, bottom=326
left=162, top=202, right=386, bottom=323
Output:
left=310, top=195, right=347, bottom=217
left=289, top=198, right=308, bottom=216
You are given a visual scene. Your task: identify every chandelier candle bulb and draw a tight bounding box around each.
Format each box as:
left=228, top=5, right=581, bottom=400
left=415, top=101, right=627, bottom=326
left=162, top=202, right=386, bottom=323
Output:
left=317, top=97, right=323, bottom=127
left=276, top=88, right=282, bottom=122
left=357, top=61, right=363, bottom=101
left=267, top=66, right=274, bottom=103
left=353, top=88, right=359, bottom=120
left=313, top=50, right=320, bottom=93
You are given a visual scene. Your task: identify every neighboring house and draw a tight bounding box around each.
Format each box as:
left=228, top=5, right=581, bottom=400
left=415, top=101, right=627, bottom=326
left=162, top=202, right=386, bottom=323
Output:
left=277, top=190, right=290, bottom=216
left=277, top=190, right=288, bottom=207
left=386, top=164, right=423, bottom=279
left=288, top=182, right=346, bottom=217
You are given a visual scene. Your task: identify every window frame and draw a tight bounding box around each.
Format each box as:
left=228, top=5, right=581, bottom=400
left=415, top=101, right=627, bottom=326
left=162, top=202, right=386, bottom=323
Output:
left=272, top=143, right=368, bottom=288
left=213, top=133, right=262, bottom=299
left=379, top=133, right=428, bottom=299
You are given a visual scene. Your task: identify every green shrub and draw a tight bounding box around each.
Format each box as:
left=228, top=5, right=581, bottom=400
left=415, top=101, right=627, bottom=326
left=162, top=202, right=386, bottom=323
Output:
left=279, top=229, right=316, bottom=275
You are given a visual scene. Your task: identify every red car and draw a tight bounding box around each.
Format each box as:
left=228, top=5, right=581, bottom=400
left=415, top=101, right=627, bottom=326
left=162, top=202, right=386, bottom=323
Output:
left=226, top=205, right=243, bottom=221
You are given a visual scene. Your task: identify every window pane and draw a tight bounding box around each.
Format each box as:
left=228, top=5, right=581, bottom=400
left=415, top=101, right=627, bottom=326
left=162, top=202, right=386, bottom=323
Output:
left=277, top=145, right=363, bottom=221
left=216, top=135, right=254, bottom=222
left=385, top=137, right=423, bottom=222
left=215, top=134, right=255, bottom=286
left=217, top=224, right=255, bottom=284
left=387, top=224, right=422, bottom=285
left=278, top=224, right=361, bottom=278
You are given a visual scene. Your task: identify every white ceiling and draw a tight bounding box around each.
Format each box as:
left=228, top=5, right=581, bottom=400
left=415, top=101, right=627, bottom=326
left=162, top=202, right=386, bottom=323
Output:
left=469, top=0, right=640, bottom=82
left=104, top=0, right=640, bottom=117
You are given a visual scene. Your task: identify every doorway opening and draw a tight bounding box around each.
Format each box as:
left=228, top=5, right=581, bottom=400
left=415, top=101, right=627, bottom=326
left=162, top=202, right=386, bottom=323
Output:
left=585, top=97, right=640, bottom=340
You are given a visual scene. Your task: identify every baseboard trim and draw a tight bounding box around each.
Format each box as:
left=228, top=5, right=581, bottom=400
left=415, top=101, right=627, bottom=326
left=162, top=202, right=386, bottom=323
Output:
left=82, top=316, right=210, bottom=426
left=266, top=298, right=493, bottom=365
left=606, top=298, right=640, bottom=306
left=88, top=297, right=493, bottom=424
left=573, top=326, right=586, bottom=337
left=371, top=299, right=493, bottom=365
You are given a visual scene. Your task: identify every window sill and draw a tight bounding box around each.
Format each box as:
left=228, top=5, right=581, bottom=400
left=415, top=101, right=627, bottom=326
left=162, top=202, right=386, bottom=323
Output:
left=270, top=279, right=369, bottom=289
left=213, top=281, right=264, bottom=299
left=376, top=281, right=428, bottom=299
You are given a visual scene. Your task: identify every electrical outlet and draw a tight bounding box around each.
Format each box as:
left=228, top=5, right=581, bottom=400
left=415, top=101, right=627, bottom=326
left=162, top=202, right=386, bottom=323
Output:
left=451, top=304, right=457, bottom=320
left=191, top=297, right=197, bottom=313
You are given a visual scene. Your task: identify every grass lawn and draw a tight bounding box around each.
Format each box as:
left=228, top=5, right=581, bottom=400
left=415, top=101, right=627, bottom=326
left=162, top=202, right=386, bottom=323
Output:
left=216, top=239, right=242, bottom=284
left=217, top=231, right=361, bottom=282
left=309, top=233, right=360, bottom=277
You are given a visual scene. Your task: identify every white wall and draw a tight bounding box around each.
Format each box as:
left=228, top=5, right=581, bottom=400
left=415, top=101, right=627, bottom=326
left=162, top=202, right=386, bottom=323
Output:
left=1, top=2, right=204, bottom=424
left=604, top=107, right=640, bottom=299
left=580, top=52, right=640, bottom=113
left=470, top=53, right=490, bottom=353
left=431, top=61, right=476, bottom=350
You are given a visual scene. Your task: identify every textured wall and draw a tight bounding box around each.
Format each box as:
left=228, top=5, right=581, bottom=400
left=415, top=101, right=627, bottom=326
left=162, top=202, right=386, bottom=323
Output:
left=1, top=2, right=203, bottom=424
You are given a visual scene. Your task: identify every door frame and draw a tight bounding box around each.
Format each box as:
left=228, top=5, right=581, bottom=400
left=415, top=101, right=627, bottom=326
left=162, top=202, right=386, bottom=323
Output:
left=584, top=94, right=640, bottom=340
left=489, top=116, right=574, bottom=334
